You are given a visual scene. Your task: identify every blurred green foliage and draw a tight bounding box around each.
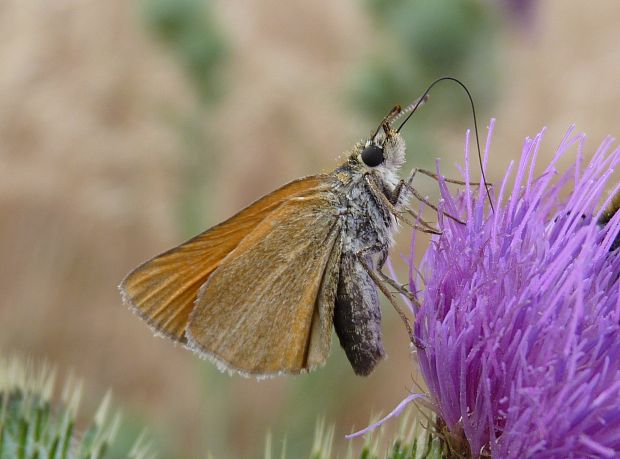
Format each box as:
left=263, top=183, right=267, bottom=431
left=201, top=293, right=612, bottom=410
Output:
left=142, top=0, right=228, bottom=103
left=356, top=0, right=498, bottom=115
left=172, top=109, right=220, bottom=235
left=353, top=0, right=500, bottom=168
left=140, top=0, right=229, bottom=234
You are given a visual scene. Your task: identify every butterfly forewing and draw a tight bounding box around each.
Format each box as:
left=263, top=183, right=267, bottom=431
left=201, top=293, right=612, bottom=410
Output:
left=186, top=192, right=342, bottom=377
left=119, top=175, right=333, bottom=342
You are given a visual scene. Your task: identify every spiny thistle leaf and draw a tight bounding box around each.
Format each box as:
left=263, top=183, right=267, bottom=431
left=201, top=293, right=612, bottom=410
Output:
left=0, top=354, right=154, bottom=459
left=263, top=409, right=447, bottom=459
left=353, top=409, right=447, bottom=459
left=310, top=418, right=334, bottom=459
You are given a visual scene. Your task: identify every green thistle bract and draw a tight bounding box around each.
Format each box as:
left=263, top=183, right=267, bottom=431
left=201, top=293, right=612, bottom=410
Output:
left=0, top=355, right=153, bottom=459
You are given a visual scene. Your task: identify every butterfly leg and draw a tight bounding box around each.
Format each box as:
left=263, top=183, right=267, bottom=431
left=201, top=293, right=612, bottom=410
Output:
left=371, top=246, right=418, bottom=304
left=400, top=170, right=466, bottom=225
left=356, top=252, right=427, bottom=350
left=376, top=267, right=418, bottom=306
left=391, top=175, right=447, bottom=233
left=412, top=167, right=483, bottom=186
left=365, top=175, right=441, bottom=235
left=354, top=249, right=414, bottom=338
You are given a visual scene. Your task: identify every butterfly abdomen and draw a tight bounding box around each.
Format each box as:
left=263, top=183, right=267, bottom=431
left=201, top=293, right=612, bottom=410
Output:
left=333, top=252, right=384, bottom=376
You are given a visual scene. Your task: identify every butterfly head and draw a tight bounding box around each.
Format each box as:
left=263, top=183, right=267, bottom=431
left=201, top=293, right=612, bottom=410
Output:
left=349, top=106, right=407, bottom=185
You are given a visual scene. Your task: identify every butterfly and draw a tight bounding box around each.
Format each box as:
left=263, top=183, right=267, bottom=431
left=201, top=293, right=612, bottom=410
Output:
left=120, top=77, right=486, bottom=378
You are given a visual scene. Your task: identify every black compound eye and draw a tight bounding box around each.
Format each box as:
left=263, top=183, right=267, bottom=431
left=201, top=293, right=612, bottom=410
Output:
left=361, top=144, right=384, bottom=167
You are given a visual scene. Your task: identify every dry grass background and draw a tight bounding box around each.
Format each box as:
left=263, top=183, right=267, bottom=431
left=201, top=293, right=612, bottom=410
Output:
left=2, top=0, right=620, bottom=457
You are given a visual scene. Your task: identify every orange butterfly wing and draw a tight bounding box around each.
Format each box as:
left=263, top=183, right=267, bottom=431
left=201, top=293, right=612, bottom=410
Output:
left=186, top=193, right=343, bottom=376
left=119, top=175, right=333, bottom=343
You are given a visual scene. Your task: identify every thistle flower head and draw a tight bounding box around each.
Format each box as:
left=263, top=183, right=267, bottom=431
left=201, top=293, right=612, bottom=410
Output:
left=413, top=120, right=620, bottom=458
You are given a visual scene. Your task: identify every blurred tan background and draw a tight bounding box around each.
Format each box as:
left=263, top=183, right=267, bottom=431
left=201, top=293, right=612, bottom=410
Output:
left=2, top=0, right=620, bottom=457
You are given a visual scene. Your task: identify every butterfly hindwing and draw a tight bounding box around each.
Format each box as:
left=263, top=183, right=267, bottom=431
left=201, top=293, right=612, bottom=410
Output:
left=186, top=193, right=342, bottom=377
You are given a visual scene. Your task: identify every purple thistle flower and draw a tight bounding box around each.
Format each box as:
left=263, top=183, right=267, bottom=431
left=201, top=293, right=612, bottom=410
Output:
left=413, top=120, right=620, bottom=458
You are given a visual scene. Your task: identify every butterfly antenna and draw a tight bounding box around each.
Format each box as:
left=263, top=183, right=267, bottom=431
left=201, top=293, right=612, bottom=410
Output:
left=397, top=76, right=495, bottom=213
